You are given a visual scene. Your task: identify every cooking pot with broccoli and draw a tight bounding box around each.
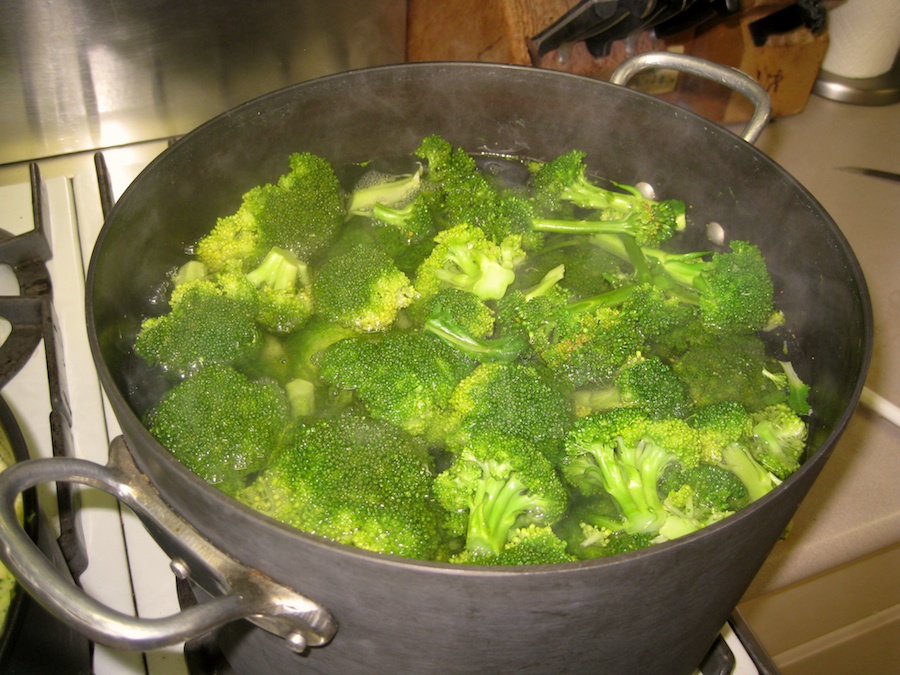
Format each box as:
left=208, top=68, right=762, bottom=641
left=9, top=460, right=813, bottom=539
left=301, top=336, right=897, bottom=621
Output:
left=0, top=56, right=872, bottom=674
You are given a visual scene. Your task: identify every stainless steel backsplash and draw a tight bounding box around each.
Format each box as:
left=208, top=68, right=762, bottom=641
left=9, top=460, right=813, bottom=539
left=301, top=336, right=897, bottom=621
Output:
left=0, top=1, right=407, bottom=164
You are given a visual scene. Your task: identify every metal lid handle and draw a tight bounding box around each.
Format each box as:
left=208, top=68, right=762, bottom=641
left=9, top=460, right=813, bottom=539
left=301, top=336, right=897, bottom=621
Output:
left=610, top=52, right=772, bottom=144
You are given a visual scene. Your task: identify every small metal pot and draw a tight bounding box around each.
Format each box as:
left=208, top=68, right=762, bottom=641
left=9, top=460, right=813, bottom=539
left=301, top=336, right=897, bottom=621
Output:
left=0, top=54, right=872, bottom=674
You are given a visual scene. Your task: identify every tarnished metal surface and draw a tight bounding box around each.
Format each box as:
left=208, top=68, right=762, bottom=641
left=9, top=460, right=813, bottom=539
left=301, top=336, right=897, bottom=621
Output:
left=0, top=1, right=406, bottom=165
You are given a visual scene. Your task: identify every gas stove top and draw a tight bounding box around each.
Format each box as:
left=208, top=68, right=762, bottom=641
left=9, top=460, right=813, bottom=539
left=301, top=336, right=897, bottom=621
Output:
left=0, top=143, right=775, bottom=675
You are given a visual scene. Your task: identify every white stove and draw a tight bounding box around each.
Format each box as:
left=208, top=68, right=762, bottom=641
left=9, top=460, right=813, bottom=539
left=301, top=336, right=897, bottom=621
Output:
left=1, top=142, right=186, bottom=674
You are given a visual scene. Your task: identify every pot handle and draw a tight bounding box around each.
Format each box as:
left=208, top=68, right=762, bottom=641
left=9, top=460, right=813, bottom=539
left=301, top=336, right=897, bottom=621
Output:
left=0, top=436, right=337, bottom=653
left=610, top=52, right=772, bottom=145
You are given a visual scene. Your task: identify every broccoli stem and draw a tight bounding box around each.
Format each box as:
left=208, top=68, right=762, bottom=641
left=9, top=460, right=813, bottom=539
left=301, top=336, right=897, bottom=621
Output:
left=372, top=201, right=416, bottom=230
left=588, top=438, right=676, bottom=534
left=720, top=444, right=781, bottom=502
left=467, top=472, right=534, bottom=555
left=172, top=260, right=209, bottom=286
left=424, top=310, right=526, bottom=363
left=532, top=216, right=636, bottom=234
left=286, top=378, right=316, bottom=418
left=564, top=285, right=639, bottom=316
left=524, top=264, right=565, bottom=301
left=246, top=247, right=307, bottom=290
left=347, top=167, right=422, bottom=216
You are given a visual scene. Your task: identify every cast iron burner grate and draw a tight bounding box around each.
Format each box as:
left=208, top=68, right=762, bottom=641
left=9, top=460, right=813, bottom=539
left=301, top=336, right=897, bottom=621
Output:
left=0, top=162, right=87, bottom=578
left=0, top=163, right=92, bottom=672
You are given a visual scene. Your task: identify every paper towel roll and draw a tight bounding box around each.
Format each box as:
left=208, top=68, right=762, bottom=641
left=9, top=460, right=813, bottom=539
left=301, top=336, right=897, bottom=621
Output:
left=822, top=0, right=900, bottom=79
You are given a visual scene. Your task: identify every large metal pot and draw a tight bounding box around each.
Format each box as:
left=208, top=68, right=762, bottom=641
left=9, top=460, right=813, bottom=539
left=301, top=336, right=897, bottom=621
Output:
left=0, top=55, right=872, bottom=674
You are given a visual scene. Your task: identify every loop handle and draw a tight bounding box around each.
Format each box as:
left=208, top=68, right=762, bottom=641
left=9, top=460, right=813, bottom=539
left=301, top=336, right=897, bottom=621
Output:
left=0, top=437, right=336, bottom=652
left=611, top=52, right=772, bottom=144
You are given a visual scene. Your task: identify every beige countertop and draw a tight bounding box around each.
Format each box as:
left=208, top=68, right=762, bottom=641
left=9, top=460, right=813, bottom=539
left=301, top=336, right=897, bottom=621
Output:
left=742, top=94, right=900, bottom=598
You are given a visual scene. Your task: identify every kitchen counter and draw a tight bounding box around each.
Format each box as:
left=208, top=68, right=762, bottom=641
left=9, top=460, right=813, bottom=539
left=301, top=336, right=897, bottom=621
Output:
left=736, top=92, right=900, bottom=673
left=742, top=94, right=899, bottom=595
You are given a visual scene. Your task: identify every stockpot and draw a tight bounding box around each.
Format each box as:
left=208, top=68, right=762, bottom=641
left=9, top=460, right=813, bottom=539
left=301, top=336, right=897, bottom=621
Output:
left=0, top=54, right=872, bottom=674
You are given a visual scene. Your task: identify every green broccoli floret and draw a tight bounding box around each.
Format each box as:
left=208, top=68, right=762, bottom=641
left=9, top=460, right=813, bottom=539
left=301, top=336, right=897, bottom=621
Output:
left=415, top=287, right=496, bottom=337
left=434, top=431, right=568, bottom=556
left=673, top=331, right=787, bottom=412
left=690, top=401, right=782, bottom=502
left=134, top=272, right=261, bottom=376
left=414, top=134, right=457, bottom=181
left=370, top=191, right=435, bottom=242
left=497, top=275, right=686, bottom=391
left=530, top=149, right=686, bottom=246
left=656, top=483, right=733, bottom=541
left=515, top=236, right=627, bottom=300
left=318, top=331, right=477, bottom=439
left=413, top=135, right=545, bottom=250
left=237, top=411, right=445, bottom=560
left=750, top=403, right=809, bottom=480
left=195, top=152, right=346, bottom=270
left=145, top=365, right=290, bottom=493
left=192, top=208, right=260, bottom=274
left=450, top=524, right=575, bottom=566
left=572, top=355, right=692, bottom=419
left=245, top=247, right=314, bottom=335
left=594, top=236, right=777, bottom=334
left=652, top=240, right=776, bottom=333
left=370, top=197, right=439, bottom=270
left=532, top=300, right=646, bottom=389
left=494, top=266, right=571, bottom=345
left=445, top=362, right=574, bottom=462
left=560, top=408, right=702, bottom=535
left=660, top=462, right=750, bottom=515
left=346, top=165, right=423, bottom=217
left=413, top=222, right=524, bottom=303
left=312, top=241, right=415, bottom=332
left=414, top=135, right=493, bottom=226
left=569, top=522, right=658, bottom=559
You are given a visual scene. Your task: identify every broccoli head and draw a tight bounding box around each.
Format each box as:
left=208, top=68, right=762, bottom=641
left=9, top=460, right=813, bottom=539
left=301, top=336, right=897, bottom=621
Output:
left=145, top=365, right=290, bottom=493
left=530, top=149, right=686, bottom=246
left=318, top=330, right=477, bottom=439
left=445, top=362, right=573, bottom=461
left=450, top=524, right=575, bottom=566
left=690, top=401, right=782, bottom=502
left=245, top=247, right=314, bottom=335
left=134, top=272, right=261, bottom=376
left=673, top=331, right=787, bottom=412
left=195, top=152, right=345, bottom=271
left=312, top=240, right=415, bottom=332
left=434, top=430, right=569, bottom=556
left=561, top=408, right=702, bottom=535
left=414, top=222, right=525, bottom=302
left=416, top=287, right=496, bottom=337
left=238, top=411, right=445, bottom=560
left=573, top=354, right=692, bottom=420
left=750, top=403, right=809, bottom=480
left=279, top=316, right=357, bottom=381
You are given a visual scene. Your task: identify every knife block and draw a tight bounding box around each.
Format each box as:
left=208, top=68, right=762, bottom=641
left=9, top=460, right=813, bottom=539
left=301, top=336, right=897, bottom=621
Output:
left=407, top=0, right=829, bottom=123
left=680, top=11, right=830, bottom=124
